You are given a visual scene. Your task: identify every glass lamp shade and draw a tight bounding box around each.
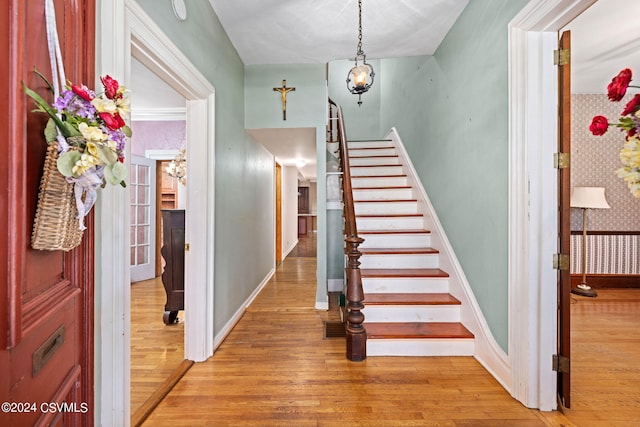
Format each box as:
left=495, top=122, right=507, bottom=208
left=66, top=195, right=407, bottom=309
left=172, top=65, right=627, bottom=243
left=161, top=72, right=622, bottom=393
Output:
left=347, top=58, right=374, bottom=95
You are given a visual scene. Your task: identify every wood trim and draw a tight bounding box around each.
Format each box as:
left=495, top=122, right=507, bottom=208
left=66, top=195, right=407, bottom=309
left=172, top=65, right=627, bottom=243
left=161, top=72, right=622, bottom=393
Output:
left=275, top=162, right=282, bottom=264
left=571, top=274, right=640, bottom=289
left=570, top=230, right=640, bottom=235
left=131, top=359, right=194, bottom=427
left=557, top=29, right=572, bottom=409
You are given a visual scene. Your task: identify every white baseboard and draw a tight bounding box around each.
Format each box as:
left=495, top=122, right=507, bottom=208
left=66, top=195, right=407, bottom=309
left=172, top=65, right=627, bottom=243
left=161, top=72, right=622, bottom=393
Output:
left=213, top=267, right=275, bottom=351
left=283, top=240, right=298, bottom=258
left=315, top=301, right=329, bottom=310
left=328, top=279, right=344, bottom=292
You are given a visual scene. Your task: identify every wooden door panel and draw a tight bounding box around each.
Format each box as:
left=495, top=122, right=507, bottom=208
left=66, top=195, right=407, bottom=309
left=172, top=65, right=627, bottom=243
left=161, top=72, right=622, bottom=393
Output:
left=1, top=1, right=96, bottom=425
left=557, top=30, right=571, bottom=409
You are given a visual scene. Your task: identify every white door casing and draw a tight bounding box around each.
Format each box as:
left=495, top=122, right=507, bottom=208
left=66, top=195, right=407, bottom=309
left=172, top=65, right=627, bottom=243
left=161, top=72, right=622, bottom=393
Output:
left=98, top=1, right=216, bottom=425
left=508, top=0, right=598, bottom=411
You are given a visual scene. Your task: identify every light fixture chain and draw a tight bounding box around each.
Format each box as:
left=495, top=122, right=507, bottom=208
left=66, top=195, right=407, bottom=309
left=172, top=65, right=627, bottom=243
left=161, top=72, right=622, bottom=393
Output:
left=357, top=0, right=363, bottom=55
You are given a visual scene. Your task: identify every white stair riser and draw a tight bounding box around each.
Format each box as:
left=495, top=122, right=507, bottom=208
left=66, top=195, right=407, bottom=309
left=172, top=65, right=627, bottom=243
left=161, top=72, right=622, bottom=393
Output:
left=362, top=277, right=450, bottom=294
left=353, top=188, right=414, bottom=200
left=350, top=156, right=400, bottom=166
left=359, top=253, right=439, bottom=269
left=351, top=166, right=404, bottom=176
left=348, top=140, right=393, bottom=149
left=366, top=339, right=475, bottom=357
left=359, top=233, right=432, bottom=249
left=349, top=147, right=397, bottom=157
left=355, top=201, right=418, bottom=215
left=356, top=216, right=424, bottom=230
left=352, top=176, right=408, bottom=188
left=363, top=305, right=460, bottom=323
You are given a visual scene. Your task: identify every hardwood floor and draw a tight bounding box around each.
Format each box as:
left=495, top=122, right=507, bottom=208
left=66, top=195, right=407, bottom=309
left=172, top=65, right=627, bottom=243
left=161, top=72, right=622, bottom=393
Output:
left=567, top=289, right=640, bottom=425
left=143, top=236, right=564, bottom=426
left=130, top=277, right=185, bottom=418
left=139, top=235, right=639, bottom=426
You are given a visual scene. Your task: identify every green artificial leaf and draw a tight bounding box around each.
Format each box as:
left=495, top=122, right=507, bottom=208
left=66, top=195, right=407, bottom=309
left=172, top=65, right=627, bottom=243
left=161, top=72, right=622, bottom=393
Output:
left=57, top=151, right=82, bottom=177
left=104, top=162, right=127, bottom=185
left=96, top=145, right=118, bottom=165
left=33, top=68, right=55, bottom=94
left=22, top=83, right=66, bottom=131
left=122, top=125, right=132, bottom=138
left=111, top=161, right=127, bottom=182
left=44, top=119, right=58, bottom=143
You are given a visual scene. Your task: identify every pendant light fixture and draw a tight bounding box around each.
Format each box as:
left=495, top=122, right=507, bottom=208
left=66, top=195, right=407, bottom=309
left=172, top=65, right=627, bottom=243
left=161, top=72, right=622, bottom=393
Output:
left=346, top=0, right=375, bottom=106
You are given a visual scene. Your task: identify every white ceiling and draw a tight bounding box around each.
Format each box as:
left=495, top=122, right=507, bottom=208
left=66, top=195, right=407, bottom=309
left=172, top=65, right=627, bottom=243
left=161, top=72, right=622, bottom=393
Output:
left=247, top=128, right=318, bottom=181
left=207, top=0, right=469, bottom=65
left=134, top=0, right=640, bottom=181
left=563, top=0, right=640, bottom=94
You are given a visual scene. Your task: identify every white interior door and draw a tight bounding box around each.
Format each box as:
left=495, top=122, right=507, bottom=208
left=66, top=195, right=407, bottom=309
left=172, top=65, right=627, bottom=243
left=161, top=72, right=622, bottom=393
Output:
left=130, top=155, right=157, bottom=282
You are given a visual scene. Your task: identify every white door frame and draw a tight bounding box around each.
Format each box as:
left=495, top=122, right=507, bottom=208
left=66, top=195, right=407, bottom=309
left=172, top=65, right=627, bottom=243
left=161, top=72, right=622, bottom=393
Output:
left=97, top=1, right=216, bottom=425
left=508, top=0, right=597, bottom=411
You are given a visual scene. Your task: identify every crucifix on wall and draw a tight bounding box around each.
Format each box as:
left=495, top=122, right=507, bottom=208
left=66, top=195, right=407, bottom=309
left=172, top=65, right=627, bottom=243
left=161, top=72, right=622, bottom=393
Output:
left=273, top=79, right=295, bottom=120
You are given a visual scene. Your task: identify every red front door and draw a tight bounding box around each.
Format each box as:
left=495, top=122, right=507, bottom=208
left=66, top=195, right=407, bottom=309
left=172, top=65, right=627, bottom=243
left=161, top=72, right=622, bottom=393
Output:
left=1, top=1, right=96, bottom=425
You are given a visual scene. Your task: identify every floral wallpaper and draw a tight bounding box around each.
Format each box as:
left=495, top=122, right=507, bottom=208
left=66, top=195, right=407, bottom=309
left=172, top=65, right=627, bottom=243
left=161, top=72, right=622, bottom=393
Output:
left=571, top=93, right=640, bottom=231
left=130, top=120, right=186, bottom=157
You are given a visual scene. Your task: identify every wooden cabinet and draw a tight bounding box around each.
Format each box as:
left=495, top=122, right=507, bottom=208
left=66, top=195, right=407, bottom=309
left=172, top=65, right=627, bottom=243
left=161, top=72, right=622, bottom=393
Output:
left=160, top=210, right=185, bottom=325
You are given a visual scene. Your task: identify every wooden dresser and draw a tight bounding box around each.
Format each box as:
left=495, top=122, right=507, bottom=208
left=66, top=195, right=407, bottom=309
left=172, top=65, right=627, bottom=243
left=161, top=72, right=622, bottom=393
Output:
left=160, top=209, right=185, bottom=325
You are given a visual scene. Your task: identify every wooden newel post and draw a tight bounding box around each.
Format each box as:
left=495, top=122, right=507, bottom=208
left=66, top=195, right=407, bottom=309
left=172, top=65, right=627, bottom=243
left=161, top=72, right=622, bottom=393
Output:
left=345, top=235, right=366, bottom=361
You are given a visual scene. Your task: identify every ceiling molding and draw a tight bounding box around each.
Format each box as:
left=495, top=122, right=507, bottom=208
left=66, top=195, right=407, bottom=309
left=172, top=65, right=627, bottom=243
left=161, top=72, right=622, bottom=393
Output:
left=131, top=107, right=186, bottom=121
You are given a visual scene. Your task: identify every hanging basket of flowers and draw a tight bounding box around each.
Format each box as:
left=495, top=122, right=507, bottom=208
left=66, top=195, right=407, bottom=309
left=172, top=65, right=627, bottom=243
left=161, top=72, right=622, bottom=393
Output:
left=24, top=71, right=131, bottom=251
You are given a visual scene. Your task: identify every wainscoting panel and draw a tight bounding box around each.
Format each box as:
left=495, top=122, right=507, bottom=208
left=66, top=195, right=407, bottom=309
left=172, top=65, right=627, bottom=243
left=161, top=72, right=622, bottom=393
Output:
left=571, top=234, right=640, bottom=275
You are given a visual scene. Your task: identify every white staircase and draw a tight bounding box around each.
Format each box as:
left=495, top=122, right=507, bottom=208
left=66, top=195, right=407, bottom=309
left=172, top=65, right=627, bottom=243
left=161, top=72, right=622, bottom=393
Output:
left=348, top=139, right=475, bottom=356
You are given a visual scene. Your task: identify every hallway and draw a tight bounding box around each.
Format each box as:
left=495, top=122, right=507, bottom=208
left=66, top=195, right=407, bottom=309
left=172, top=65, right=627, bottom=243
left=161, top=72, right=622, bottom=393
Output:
left=142, top=236, right=572, bottom=426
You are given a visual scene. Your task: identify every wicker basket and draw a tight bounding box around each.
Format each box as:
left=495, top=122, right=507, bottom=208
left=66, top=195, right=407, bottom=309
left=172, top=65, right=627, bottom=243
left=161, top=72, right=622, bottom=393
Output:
left=31, top=142, right=84, bottom=251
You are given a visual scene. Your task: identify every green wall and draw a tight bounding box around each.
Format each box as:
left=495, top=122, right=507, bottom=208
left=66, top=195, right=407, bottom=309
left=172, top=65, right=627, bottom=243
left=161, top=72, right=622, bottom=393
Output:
left=328, top=59, right=382, bottom=141
left=376, top=0, right=529, bottom=351
left=244, top=64, right=329, bottom=306
left=135, top=0, right=276, bottom=332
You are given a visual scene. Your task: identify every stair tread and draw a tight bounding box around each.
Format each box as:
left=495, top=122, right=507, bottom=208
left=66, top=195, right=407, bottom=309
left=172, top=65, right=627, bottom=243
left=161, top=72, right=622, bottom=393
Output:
left=360, top=247, right=438, bottom=255
left=365, top=322, right=474, bottom=339
left=364, top=293, right=460, bottom=305
left=361, top=268, right=449, bottom=278
left=352, top=174, right=407, bottom=178
left=349, top=146, right=395, bottom=150
left=353, top=186, right=411, bottom=190
left=357, top=213, right=423, bottom=218
left=358, top=229, right=430, bottom=234
left=355, top=199, right=418, bottom=203
left=351, top=163, right=402, bottom=167
left=349, top=155, right=400, bottom=159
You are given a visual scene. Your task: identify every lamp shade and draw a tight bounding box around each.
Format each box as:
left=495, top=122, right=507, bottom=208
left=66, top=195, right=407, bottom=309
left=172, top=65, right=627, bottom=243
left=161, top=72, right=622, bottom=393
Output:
left=570, top=187, right=610, bottom=209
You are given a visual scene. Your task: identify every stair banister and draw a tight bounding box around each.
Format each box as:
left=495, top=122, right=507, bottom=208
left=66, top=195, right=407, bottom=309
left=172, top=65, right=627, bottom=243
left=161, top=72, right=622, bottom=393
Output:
left=328, top=98, right=366, bottom=361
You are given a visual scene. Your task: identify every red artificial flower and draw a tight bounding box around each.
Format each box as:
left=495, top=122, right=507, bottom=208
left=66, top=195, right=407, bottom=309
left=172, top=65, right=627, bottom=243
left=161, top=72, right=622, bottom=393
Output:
left=99, top=112, right=125, bottom=130
left=589, top=115, right=609, bottom=136
left=71, top=84, right=94, bottom=102
left=607, top=68, right=632, bottom=102
left=621, top=94, right=640, bottom=116
left=627, top=127, right=637, bottom=140
left=101, top=75, right=120, bottom=100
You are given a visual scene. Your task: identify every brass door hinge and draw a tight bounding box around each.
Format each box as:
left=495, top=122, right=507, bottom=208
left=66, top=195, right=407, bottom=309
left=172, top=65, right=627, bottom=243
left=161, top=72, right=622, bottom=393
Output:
left=553, top=253, right=570, bottom=270
left=554, top=48, right=570, bottom=66
left=554, top=152, right=570, bottom=169
left=185, top=243, right=190, bottom=252
left=553, top=354, right=570, bottom=373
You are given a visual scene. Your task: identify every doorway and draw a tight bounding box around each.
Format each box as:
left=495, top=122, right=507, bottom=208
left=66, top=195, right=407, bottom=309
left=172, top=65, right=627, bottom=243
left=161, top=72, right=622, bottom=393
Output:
left=98, top=2, right=216, bottom=424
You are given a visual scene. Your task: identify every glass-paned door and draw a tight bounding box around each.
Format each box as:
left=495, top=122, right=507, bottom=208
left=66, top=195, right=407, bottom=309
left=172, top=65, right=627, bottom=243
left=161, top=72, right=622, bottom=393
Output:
left=130, top=155, right=157, bottom=282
